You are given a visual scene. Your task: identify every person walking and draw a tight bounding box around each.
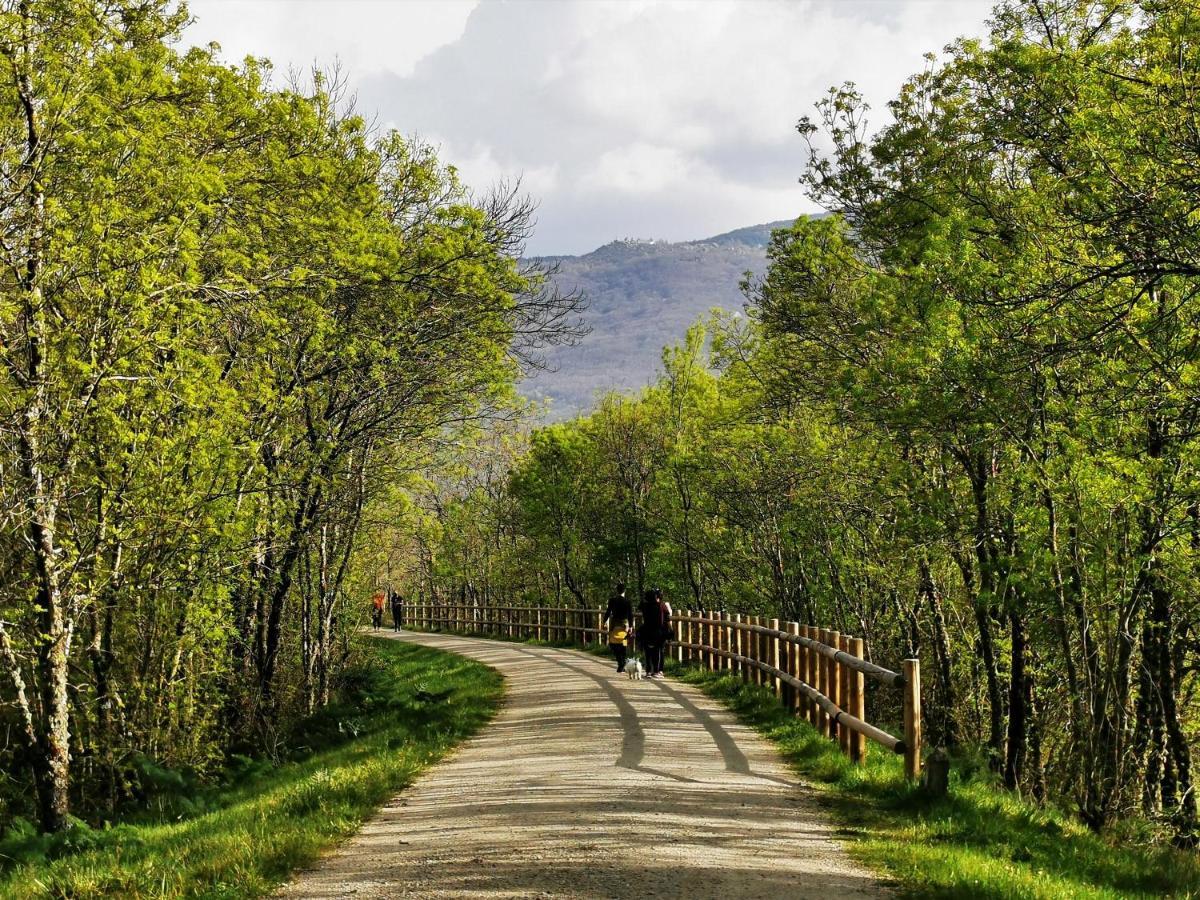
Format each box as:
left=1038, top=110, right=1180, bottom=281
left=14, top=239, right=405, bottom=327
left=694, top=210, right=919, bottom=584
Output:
left=639, top=588, right=671, bottom=679
left=371, top=591, right=385, bottom=630
left=654, top=587, right=673, bottom=675
left=603, top=583, right=633, bottom=673
left=390, top=590, right=404, bottom=632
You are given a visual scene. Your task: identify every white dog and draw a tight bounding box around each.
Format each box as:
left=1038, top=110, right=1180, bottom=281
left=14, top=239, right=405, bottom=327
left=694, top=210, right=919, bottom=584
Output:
left=624, top=657, right=645, bottom=680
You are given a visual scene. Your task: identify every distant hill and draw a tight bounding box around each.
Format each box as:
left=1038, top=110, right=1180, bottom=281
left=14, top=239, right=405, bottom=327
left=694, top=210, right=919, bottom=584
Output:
left=523, top=219, right=797, bottom=418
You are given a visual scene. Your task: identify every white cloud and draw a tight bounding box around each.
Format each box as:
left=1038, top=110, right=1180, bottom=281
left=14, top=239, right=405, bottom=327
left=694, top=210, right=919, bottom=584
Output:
left=182, top=0, right=478, bottom=77
left=183, top=0, right=996, bottom=254
left=588, top=143, right=698, bottom=194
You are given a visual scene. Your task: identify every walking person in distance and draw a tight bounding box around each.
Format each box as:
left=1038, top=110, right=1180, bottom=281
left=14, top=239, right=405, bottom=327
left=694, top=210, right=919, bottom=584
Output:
left=390, top=590, right=404, bottom=631
left=639, top=588, right=671, bottom=679
left=603, top=583, right=633, bottom=673
left=371, top=591, right=385, bottom=630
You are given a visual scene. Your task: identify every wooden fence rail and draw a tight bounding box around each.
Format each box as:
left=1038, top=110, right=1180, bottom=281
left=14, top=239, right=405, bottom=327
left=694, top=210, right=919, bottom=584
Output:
left=404, top=601, right=922, bottom=779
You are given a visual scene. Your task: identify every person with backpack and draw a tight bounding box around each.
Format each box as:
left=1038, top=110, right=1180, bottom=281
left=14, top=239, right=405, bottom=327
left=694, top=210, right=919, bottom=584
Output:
left=390, top=590, right=404, bottom=631
left=638, top=588, right=672, bottom=679
left=603, top=583, right=633, bottom=674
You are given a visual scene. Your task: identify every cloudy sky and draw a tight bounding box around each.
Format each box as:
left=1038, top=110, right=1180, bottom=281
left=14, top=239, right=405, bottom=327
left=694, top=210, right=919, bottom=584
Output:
left=184, top=0, right=994, bottom=255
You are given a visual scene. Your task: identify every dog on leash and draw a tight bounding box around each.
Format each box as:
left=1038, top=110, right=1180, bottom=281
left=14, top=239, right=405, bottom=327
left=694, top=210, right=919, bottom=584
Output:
left=624, top=657, right=645, bottom=680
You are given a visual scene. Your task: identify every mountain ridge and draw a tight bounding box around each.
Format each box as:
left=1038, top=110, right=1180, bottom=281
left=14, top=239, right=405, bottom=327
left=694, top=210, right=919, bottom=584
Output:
left=522, top=218, right=798, bottom=418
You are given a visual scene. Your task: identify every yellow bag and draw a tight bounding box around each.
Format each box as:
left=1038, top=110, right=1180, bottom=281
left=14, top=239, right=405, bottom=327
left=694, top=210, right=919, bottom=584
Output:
left=609, top=624, right=628, bottom=646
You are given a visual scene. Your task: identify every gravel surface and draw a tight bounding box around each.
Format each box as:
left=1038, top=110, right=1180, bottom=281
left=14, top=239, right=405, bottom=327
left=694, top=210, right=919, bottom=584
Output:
left=276, top=632, right=885, bottom=899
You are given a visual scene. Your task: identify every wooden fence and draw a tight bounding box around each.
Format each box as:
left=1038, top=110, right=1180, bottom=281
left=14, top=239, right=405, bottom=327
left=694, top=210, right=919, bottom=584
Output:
left=405, top=602, right=922, bottom=779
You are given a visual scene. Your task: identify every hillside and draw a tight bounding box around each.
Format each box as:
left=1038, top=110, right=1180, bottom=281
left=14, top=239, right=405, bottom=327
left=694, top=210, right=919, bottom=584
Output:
left=522, top=219, right=796, bottom=417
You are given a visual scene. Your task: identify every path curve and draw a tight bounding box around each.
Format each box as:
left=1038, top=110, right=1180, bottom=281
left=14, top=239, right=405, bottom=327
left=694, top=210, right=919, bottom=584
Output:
left=277, top=632, right=885, bottom=899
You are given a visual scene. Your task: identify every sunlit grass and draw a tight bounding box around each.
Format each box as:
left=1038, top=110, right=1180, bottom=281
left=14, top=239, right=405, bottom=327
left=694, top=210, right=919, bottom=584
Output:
left=0, top=638, right=503, bottom=899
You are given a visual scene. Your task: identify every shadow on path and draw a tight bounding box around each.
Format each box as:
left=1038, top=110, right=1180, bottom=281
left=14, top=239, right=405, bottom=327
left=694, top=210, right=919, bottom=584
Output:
left=276, top=631, right=885, bottom=900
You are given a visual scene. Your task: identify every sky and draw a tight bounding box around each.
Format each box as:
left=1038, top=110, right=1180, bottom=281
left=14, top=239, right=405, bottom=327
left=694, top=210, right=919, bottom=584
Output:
left=184, top=0, right=995, bottom=256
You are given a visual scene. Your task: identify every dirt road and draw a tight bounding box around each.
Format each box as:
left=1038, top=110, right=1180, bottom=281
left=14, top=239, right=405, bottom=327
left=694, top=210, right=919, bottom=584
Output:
left=277, top=632, right=885, bottom=899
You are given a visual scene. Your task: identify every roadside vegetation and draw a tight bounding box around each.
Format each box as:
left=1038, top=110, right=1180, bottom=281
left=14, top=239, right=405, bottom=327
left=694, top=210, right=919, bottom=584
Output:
left=0, top=0, right=576, bottom=840
left=677, top=666, right=1200, bottom=900
left=0, top=639, right=502, bottom=900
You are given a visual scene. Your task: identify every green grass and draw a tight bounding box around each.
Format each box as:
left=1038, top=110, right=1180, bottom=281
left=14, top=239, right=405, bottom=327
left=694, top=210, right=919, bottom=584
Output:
left=0, top=638, right=503, bottom=899
left=673, top=664, right=1200, bottom=900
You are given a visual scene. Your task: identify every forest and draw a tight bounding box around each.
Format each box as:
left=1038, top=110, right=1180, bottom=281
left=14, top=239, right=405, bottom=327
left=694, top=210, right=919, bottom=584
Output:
left=410, top=0, right=1200, bottom=848
left=0, top=0, right=578, bottom=836
left=2, top=0, right=1199, bottom=873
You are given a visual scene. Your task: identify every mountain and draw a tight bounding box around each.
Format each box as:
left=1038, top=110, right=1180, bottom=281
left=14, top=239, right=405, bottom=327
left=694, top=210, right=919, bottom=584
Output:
left=522, top=219, right=796, bottom=418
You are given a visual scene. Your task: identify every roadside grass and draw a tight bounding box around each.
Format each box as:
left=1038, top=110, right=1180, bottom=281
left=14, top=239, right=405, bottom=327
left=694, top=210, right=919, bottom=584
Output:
left=674, top=664, right=1200, bottom=900
left=0, top=638, right=503, bottom=900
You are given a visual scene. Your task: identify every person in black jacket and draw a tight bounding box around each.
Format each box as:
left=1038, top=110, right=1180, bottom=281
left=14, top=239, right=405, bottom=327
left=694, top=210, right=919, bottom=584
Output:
left=638, top=588, right=671, bottom=679
left=603, top=583, right=633, bottom=673
left=390, top=590, right=404, bottom=631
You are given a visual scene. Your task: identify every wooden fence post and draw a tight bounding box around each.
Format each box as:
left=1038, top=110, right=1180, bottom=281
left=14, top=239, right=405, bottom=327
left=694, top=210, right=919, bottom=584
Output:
left=786, top=622, right=800, bottom=713
left=761, top=617, right=771, bottom=688
left=706, top=609, right=716, bottom=671
left=770, top=617, right=782, bottom=698
left=732, top=614, right=743, bottom=677
left=849, top=637, right=866, bottom=763
left=903, top=658, right=922, bottom=780
left=684, top=611, right=693, bottom=664
left=828, top=630, right=841, bottom=744
left=713, top=611, right=723, bottom=671
left=714, top=610, right=722, bottom=672
left=718, top=612, right=728, bottom=671
left=808, top=626, right=820, bottom=726
left=817, top=628, right=830, bottom=736
left=705, top=614, right=715, bottom=672
left=755, top=616, right=766, bottom=686
left=839, top=633, right=852, bottom=757
left=745, top=615, right=756, bottom=684
left=691, top=609, right=700, bottom=667
left=798, top=625, right=810, bottom=720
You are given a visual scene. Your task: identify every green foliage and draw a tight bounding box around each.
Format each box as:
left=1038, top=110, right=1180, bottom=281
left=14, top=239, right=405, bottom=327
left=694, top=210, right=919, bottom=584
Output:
left=0, top=0, right=570, bottom=833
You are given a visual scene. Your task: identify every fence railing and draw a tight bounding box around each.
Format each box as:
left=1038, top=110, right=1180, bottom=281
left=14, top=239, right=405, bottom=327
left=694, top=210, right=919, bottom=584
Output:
left=405, top=602, right=922, bottom=779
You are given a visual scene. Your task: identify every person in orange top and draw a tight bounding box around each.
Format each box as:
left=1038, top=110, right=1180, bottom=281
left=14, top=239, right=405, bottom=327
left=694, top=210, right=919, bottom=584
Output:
left=371, top=591, right=385, bottom=630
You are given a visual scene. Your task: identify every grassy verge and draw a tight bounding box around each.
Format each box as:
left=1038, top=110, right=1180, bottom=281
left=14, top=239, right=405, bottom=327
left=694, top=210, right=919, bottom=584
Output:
left=0, top=637, right=503, bottom=900
left=674, top=664, right=1200, bottom=900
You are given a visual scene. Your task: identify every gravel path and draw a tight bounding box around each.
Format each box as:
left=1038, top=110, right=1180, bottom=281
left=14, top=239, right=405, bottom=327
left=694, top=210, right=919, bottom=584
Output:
left=276, top=632, right=885, bottom=899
